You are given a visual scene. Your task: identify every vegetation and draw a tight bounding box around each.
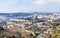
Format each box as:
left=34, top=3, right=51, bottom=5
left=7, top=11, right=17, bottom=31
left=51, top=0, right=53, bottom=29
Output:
left=43, top=21, right=60, bottom=38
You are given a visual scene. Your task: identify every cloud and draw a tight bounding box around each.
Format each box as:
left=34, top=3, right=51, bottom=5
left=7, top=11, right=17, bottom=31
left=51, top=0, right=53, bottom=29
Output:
left=34, top=0, right=45, bottom=4
left=57, top=0, right=60, bottom=2
left=0, top=5, right=40, bottom=13
left=0, top=0, right=60, bottom=13
left=32, top=0, right=60, bottom=4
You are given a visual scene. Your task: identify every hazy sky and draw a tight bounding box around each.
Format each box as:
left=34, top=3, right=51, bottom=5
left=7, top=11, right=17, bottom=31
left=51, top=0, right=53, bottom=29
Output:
left=0, top=0, right=60, bottom=13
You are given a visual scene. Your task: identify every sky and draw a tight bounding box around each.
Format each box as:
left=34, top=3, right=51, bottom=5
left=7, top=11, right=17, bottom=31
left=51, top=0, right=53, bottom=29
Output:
left=0, top=0, right=60, bottom=13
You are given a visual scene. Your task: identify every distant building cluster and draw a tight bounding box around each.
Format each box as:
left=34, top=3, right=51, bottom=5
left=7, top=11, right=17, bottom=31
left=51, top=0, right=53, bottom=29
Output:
left=0, top=13, right=60, bottom=38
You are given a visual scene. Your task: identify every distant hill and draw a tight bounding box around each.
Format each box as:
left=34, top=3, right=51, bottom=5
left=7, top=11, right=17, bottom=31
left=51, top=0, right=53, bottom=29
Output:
left=0, top=13, right=33, bottom=18
left=0, top=12, right=54, bottom=18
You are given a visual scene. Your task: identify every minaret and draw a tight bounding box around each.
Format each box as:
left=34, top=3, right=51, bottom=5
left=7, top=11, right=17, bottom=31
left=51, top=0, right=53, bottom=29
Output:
left=32, top=14, right=37, bottom=32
